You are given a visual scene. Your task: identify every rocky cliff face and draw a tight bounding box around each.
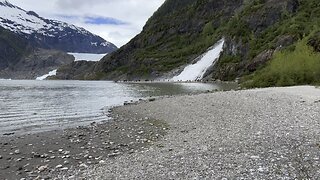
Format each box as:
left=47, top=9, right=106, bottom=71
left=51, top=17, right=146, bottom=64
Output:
left=0, top=49, right=74, bottom=79
left=0, top=27, right=74, bottom=79
left=58, top=0, right=320, bottom=81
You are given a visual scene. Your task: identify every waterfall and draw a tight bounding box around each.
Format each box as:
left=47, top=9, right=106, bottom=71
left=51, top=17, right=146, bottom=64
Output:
left=171, top=39, right=224, bottom=81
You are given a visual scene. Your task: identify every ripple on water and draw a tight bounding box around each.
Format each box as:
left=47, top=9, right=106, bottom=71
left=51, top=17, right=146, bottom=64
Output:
left=0, top=80, right=237, bottom=136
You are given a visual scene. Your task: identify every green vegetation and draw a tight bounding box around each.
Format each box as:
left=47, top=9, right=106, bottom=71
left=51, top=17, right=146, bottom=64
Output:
left=97, top=0, right=320, bottom=85
left=243, top=39, right=320, bottom=87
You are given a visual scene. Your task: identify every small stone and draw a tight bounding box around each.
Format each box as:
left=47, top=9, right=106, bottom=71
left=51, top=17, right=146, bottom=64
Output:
left=79, top=163, right=88, bottom=168
left=0, top=155, right=2, bottom=159
left=41, top=154, right=48, bottom=158
left=60, top=167, right=68, bottom=171
left=64, top=160, right=69, bottom=165
left=55, top=164, right=63, bottom=169
left=38, top=165, right=48, bottom=172
left=108, top=152, right=121, bottom=157
left=99, top=160, right=105, bottom=164
left=64, top=151, right=70, bottom=155
left=250, top=156, right=260, bottom=160
left=14, top=149, right=20, bottom=154
left=58, top=149, right=63, bottom=152
left=148, top=98, right=156, bottom=102
left=32, top=152, right=41, bottom=158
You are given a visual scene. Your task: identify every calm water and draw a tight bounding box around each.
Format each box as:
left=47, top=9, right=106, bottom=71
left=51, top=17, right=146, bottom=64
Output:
left=0, top=80, right=237, bottom=135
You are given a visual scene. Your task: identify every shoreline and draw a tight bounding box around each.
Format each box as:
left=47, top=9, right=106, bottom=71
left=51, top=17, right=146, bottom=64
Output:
left=0, top=105, right=168, bottom=179
left=1, top=85, right=320, bottom=179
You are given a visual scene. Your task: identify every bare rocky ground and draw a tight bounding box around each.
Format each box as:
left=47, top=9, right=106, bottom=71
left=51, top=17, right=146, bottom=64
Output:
left=55, top=86, right=320, bottom=179
left=1, top=86, right=320, bottom=179
left=0, top=106, right=167, bottom=179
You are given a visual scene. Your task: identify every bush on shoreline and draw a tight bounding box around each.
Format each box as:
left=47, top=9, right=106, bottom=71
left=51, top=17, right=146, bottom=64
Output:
left=243, top=39, right=320, bottom=88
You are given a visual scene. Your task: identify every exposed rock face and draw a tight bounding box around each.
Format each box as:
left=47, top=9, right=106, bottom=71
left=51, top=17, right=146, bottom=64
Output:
left=307, top=32, right=320, bottom=52
left=0, top=48, right=74, bottom=79
left=54, top=61, right=96, bottom=80
left=0, top=27, right=74, bottom=79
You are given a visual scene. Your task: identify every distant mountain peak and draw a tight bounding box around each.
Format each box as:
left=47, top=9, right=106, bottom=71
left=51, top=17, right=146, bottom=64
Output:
left=0, top=1, right=117, bottom=53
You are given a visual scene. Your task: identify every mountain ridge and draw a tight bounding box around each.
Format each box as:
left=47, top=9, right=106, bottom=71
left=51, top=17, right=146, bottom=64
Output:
left=0, top=0, right=117, bottom=53
left=19, top=0, right=320, bottom=86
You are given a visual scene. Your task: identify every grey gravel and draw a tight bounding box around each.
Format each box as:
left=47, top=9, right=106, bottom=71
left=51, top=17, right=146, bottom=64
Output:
left=60, top=86, right=320, bottom=179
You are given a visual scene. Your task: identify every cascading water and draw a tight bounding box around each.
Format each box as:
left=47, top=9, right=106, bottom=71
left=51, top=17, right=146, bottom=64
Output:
left=171, top=39, right=224, bottom=81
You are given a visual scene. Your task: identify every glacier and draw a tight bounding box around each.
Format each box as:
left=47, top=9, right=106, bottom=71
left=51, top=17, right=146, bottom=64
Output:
left=68, top=53, right=107, bottom=62
left=171, top=39, right=224, bottom=82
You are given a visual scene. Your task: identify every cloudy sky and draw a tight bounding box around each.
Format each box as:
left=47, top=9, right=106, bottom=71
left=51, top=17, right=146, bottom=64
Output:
left=9, top=0, right=165, bottom=47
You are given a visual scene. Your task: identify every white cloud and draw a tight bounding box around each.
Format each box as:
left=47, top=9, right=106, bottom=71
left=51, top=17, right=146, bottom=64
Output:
left=9, top=0, right=165, bottom=47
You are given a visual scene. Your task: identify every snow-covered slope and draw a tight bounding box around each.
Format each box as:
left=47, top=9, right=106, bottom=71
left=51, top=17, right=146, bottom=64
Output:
left=0, top=0, right=117, bottom=53
left=36, top=69, right=57, bottom=80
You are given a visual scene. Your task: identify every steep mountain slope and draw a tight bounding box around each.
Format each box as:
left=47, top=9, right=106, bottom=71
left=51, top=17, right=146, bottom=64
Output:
left=0, top=26, right=74, bottom=79
left=0, top=0, right=117, bottom=53
left=57, top=0, right=320, bottom=84
left=0, top=26, right=30, bottom=71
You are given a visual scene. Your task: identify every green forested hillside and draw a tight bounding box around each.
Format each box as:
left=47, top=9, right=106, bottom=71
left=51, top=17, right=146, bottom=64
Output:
left=58, top=0, right=320, bottom=87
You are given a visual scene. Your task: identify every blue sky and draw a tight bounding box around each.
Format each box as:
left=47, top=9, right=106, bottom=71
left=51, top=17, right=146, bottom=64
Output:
left=84, top=17, right=127, bottom=25
left=10, top=0, right=165, bottom=47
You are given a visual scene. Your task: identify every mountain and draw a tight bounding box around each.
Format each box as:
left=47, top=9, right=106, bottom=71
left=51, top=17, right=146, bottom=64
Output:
left=0, top=0, right=117, bottom=53
left=56, top=0, right=320, bottom=86
left=0, top=26, right=75, bottom=79
left=0, top=0, right=119, bottom=79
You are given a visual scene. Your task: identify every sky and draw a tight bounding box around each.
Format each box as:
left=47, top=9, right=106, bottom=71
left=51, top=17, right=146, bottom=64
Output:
left=9, top=0, right=165, bottom=47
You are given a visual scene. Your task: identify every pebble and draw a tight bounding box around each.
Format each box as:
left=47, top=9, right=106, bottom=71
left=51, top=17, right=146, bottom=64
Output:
left=99, top=160, right=106, bottom=164
left=79, top=163, right=88, bottom=168
left=38, top=165, right=48, bottom=172
left=55, top=164, right=63, bottom=169
left=0, top=155, right=2, bottom=159
left=60, top=167, right=69, bottom=171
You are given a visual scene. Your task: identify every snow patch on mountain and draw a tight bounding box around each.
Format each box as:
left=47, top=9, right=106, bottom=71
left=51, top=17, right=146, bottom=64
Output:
left=36, top=69, right=57, bottom=80
left=0, top=1, right=90, bottom=36
left=0, top=0, right=117, bottom=53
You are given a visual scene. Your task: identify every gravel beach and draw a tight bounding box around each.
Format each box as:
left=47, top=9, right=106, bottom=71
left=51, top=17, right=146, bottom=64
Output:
left=1, top=86, right=320, bottom=179
left=60, top=86, right=320, bottom=179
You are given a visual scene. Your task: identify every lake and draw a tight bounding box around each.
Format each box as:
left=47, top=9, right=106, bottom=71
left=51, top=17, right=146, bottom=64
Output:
left=0, top=80, right=237, bottom=135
